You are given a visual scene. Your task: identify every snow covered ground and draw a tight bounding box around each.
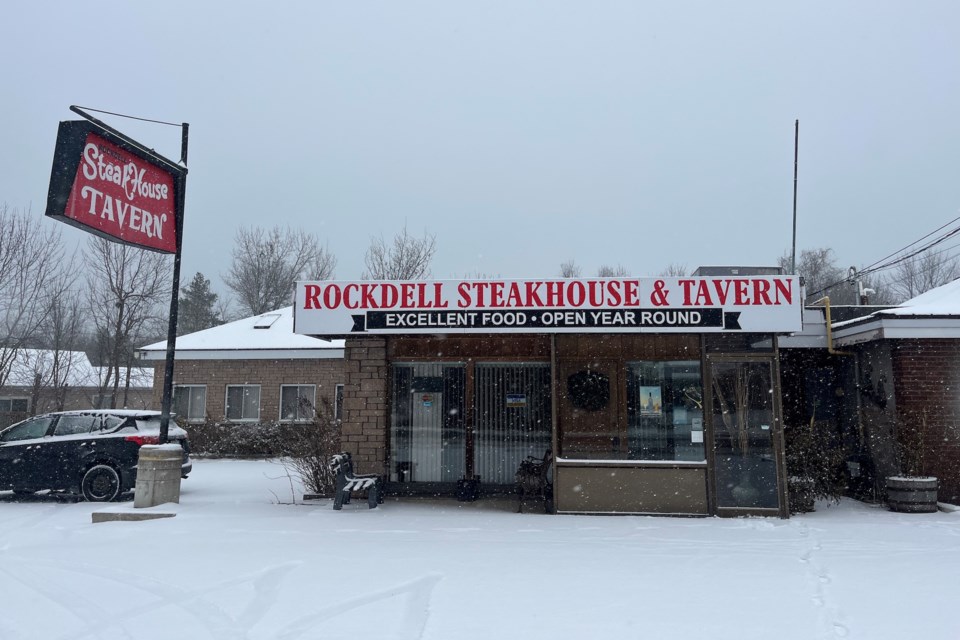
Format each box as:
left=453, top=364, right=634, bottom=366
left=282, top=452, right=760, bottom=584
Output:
left=0, top=458, right=957, bottom=640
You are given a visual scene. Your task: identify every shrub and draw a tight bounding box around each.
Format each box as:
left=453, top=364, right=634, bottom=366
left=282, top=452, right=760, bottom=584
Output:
left=784, top=415, right=845, bottom=513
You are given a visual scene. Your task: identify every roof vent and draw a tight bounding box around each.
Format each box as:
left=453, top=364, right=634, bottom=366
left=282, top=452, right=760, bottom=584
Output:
left=253, top=313, right=281, bottom=329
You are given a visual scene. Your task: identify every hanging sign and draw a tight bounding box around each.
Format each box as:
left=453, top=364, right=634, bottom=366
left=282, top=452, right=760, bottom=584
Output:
left=45, top=119, right=183, bottom=253
left=294, top=277, right=803, bottom=336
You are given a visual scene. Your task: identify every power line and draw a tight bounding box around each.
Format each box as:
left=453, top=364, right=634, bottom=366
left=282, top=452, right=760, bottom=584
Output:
left=805, top=218, right=960, bottom=298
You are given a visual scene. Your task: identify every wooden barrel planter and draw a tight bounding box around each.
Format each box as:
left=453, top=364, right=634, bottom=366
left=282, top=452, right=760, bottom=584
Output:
left=885, top=476, right=938, bottom=513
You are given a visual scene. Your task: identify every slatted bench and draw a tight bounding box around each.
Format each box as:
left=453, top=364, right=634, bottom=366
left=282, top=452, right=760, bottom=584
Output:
left=329, top=452, right=383, bottom=510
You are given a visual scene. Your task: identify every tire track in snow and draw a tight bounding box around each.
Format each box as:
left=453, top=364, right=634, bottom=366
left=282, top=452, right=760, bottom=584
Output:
left=796, top=519, right=849, bottom=639
left=0, top=562, right=137, bottom=640
left=13, top=556, right=302, bottom=640
left=276, top=573, right=442, bottom=640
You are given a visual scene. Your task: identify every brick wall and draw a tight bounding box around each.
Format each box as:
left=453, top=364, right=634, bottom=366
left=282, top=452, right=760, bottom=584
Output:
left=890, top=339, right=960, bottom=503
left=151, top=358, right=344, bottom=424
left=342, top=337, right=388, bottom=475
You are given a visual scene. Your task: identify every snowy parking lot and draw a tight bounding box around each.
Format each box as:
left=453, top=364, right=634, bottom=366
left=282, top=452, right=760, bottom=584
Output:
left=1, top=458, right=957, bottom=640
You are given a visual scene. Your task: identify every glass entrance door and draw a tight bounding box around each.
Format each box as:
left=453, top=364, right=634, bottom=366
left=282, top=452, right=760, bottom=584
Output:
left=390, top=363, right=465, bottom=483
left=710, top=360, right=781, bottom=511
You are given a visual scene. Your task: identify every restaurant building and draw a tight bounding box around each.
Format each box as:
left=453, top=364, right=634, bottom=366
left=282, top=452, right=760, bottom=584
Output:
left=294, top=270, right=803, bottom=517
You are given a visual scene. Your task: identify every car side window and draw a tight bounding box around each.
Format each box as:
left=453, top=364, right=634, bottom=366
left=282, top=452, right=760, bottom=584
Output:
left=53, top=415, right=98, bottom=436
left=0, top=417, right=54, bottom=442
left=102, top=416, right=126, bottom=431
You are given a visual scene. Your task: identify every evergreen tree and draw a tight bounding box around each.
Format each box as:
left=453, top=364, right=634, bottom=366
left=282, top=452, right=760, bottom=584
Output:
left=178, top=272, right=222, bottom=336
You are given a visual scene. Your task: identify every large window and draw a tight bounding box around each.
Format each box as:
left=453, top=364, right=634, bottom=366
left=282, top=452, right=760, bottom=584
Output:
left=474, top=363, right=552, bottom=484
left=173, top=385, right=207, bottom=423
left=225, top=385, right=260, bottom=422
left=627, top=361, right=705, bottom=462
left=280, top=385, right=316, bottom=422
left=0, top=398, right=29, bottom=413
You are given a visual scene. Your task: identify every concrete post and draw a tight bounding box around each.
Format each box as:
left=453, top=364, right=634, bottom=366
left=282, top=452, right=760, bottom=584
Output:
left=134, top=444, right=183, bottom=508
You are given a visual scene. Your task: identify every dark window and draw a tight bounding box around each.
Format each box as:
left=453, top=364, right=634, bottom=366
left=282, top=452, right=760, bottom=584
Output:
left=53, top=415, right=98, bottom=436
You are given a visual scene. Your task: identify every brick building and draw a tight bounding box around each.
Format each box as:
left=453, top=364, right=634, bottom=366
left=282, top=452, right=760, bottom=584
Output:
left=137, top=307, right=345, bottom=431
left=1, top=349, right=153, bottom=429
left=831, top=280, right=960, bottom=503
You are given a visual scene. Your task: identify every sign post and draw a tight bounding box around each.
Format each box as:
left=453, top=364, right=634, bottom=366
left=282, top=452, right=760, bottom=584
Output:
left=46, top=106, right=188, bottom=443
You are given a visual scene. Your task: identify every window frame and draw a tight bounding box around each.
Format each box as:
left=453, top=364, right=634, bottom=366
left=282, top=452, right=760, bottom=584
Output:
left=279, top=384, right=317, bottom=423
left=225, top=384, right=261, bottom=422
left=334, top=383, right=345, bottom=423
left=173, top=384, right=207, bottom=423
left=0, top=397, right=30, bottom=413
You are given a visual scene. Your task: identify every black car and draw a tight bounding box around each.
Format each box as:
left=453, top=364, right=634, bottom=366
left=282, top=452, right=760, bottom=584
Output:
left=0, top=410, right=192, bottom=502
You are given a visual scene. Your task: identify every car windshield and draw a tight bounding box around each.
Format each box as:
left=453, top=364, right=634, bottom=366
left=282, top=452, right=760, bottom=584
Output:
left=1, top=417, right=54, bottom=442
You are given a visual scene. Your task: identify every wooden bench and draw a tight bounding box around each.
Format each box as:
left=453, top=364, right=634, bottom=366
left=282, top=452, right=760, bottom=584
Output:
left=515, top=449, right=553, bottom=513
left=329, top=452, right=383, bottom=510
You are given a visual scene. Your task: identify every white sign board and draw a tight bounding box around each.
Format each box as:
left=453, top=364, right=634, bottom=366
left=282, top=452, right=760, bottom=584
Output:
left=293, top=276, right=802, bottom=336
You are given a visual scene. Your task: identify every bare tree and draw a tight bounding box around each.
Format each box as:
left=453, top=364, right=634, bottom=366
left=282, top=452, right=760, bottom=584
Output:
left=559, top=259, right=581, bottom=278
left=85, top=238, right=171, bottom=408
left=660, top=263, right=688, bottom=277
left=363, top=225, right=437, bottom=280
left=224, top=226, right=336, bottom=315
left=597, top=264, right=631, bottom=277
left=0, top=205, right=70, bottom=389
left=778, top=247, right=892, bottom=305
left=884, top=250, right=960, bottom=302
left=31, top=285, right=88, bottom=413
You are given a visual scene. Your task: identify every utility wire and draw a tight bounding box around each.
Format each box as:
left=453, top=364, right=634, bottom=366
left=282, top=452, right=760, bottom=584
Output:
left=72, top=105, right=182, bottom=128
left=805, top=218, right=960, bottom=298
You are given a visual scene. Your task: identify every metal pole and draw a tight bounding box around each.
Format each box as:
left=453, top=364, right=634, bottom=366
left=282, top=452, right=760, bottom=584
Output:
left=791, top=119, right=799, bottom=274
left=158, top=123, right=188, bottom=444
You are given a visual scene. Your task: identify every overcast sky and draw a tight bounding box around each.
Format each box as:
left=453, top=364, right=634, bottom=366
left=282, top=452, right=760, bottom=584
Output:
left=2, top=1, right=959, bottom=292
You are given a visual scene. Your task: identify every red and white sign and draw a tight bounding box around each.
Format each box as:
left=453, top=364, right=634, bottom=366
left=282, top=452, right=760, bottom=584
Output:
left=46, top=121, right=180, bottom=253
left=293, top=277, right=803, bottom=336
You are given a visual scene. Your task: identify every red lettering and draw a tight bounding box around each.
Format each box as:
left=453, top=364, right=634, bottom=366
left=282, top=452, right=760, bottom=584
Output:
left=568, top=281, right=585, bottom=307
left=734, top=279, right=750, bottom=305
left=753, top=279, right=772, bottom=305
left=774, top=279, right=793, bottom=304
left=303, top=284, right=322, bottom=309
left=624, top=280, right=640, bottom=306
left=525, top=281, right=544, bottom=307
left=473, top=282, right=490, bottom=307
left=489, top=282, right=505, bottom=308
left=606, top=280, right=623, bottom=306
left=433, top=282, right=448, bottom=308
left=588, top=281, right=604, bottom=306
left=381, top=284, right=399, bottom=308
left=694, top=281, right=713, bottom=306
left=546, top=281, right=563, bottom=307
left=343, top=284, right=360, bottom=309
left=400, top=283, right=416, bottom=307
left=506, top=282, right=524, bottom=307
left=457, top=282, right=472, bottom=308
left=712, top=279, right=732, bottom=305
left=322, top=284, right=342, bottom=308
left=679, top=280, right=695, bottom=305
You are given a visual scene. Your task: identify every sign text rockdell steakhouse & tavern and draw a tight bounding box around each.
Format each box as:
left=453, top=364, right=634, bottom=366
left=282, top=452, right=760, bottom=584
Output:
left=293, top=277, right=802, bottom=336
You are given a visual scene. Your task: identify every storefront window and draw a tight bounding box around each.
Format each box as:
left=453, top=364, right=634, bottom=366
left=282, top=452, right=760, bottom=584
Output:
left=474, top=363, right=552, bottom=485
left=391, top=363, right=465, bottom=483
left=627, top=361, right=705, bottom=461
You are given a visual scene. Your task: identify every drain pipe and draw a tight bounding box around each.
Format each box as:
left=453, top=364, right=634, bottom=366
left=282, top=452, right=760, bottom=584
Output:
left=810, top=296, right=853, bottom=356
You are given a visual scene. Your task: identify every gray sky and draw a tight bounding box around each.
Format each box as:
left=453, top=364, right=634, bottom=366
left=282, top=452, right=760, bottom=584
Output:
left=3, top=1, right=959, bottom=293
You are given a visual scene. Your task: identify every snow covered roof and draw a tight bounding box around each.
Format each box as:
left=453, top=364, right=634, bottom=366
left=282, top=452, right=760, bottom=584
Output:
left=833, top=278, right=960, bottom=345
left=3, top=349, right=154, bottom=388
left=138, top=306, right=344, bottom=361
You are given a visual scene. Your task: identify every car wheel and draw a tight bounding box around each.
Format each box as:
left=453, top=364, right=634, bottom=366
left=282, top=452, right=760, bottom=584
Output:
left=81, top=465, right=121, bottom=502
